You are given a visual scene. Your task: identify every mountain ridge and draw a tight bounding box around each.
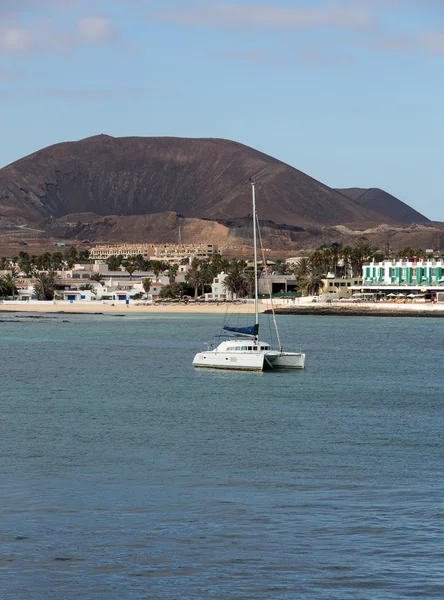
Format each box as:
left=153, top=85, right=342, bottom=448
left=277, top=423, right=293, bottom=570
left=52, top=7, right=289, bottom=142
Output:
left=0, top=135, right=429, bottom=231
left=337, top=187, right=427, bottom=224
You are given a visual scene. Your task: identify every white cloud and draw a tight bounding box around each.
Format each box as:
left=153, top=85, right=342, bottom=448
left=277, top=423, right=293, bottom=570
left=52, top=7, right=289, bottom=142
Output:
left=0, top=27, right=34, bottom=53
left=218, top=47, right=353, bottom=67
left=150, top=1, right=377, bottom=31
left=76, top=15, right=116, bottom=44
left=0, top=15, right=116, bottom=55
left=420, top=31, right=444, bottom=54
left=362, top=30, right=444, bottom=55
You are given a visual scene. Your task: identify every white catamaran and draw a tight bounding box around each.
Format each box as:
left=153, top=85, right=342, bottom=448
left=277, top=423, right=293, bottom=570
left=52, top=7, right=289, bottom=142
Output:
left=192, top=181, right=305, bottom=371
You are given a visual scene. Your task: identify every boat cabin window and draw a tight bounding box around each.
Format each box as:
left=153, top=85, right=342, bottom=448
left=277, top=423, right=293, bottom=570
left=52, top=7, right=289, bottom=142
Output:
left=235, top=346, right=241, bottom=351
left=241, top=346, right=248, bottom=351
left=260, top=345, right=270, bottom=350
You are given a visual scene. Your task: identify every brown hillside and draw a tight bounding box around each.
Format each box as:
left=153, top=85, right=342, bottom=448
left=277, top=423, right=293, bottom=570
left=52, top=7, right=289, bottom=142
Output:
left=45, top=213, right=444, bottom=254
left=338, top=188, right=428, bottom=224
left=0, top=135, right=409, bottom=229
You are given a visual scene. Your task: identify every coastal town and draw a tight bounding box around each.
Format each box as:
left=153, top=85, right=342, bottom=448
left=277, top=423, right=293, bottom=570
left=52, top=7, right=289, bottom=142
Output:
left=3, top=0, right=443, bottom=596
left=2, top=240, right=444, bottom=314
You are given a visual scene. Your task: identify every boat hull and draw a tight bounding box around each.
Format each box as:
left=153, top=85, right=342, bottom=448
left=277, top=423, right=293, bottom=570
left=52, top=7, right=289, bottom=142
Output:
left=193, top=351, right=267, bottom=371
left=192, top=349, right=305, bottom=371
left=266, top=352, right=305, bottom=369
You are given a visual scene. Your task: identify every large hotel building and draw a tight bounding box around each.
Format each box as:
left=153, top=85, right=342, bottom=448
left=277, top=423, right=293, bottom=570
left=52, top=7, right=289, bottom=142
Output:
left=89, top=243, right=217, bottom=263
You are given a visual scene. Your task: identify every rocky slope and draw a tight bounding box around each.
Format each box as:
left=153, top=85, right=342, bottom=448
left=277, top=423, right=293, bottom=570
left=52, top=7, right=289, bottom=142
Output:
left=0, top=135, right=429, bottom=230
left=337, top=188, right=427, bottom=224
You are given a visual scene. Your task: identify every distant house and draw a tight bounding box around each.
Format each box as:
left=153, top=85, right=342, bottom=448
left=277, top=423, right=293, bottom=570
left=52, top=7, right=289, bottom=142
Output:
left=205, top=272, right=234, bottom=301
left=321, top=277, right=363, bottom=299
left=150, top=282, right=165, bottom=297
left=61, top=290, right=95, bottom=302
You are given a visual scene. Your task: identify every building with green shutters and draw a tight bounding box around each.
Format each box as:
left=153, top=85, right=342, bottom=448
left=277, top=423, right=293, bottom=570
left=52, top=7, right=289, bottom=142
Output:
left=354, top=260, right=444, bottom=299
left=362, top=260, right=444, bottom=287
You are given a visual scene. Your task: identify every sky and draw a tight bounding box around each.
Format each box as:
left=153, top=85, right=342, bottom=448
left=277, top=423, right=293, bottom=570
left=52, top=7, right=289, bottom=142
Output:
left=0, top=0, right=443, bottom=220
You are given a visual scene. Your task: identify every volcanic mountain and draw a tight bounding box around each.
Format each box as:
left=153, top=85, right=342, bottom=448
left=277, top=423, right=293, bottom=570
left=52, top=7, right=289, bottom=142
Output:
left=0, top=135, right=429, bottom=230
left=337, top=188, right=427, bottom=224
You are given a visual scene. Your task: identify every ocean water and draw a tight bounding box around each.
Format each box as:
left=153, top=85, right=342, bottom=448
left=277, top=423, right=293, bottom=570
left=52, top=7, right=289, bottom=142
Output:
left=1, top=312, right=444, bottom=599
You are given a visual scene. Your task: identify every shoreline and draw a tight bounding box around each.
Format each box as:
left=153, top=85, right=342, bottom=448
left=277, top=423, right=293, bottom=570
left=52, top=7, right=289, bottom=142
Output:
left=0, top=302, right=264, bottom=315
left=269, top=303, right=444, bottom=318
left=2, top=300, right=444, bottom=317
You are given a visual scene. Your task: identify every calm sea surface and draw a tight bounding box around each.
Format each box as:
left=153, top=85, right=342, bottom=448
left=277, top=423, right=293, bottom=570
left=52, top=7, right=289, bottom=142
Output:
left=1, top=312, right=444, bottom=599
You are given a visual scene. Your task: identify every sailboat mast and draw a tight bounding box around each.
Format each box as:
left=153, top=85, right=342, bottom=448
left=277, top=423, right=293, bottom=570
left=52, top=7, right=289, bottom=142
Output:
left=251, top=180, right=259, bottom=330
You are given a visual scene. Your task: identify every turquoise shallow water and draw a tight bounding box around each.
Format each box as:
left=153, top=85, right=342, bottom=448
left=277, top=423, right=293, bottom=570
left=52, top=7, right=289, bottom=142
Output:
left=1, top=312, right=444, bottom=599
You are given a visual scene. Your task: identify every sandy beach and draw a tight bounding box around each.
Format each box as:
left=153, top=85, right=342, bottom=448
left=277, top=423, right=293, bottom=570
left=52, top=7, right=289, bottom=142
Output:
left=2, top=300, right=444, bottom=316
left=0, top=301, right=266, bottom=315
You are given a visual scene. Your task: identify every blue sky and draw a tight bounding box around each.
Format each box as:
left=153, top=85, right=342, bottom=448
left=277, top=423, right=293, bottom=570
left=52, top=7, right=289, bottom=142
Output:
left=1, top=0, right=443, bottom=220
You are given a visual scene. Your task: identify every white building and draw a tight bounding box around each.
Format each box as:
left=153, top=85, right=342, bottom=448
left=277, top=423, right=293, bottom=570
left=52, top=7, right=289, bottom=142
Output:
left=89, top=243, right=217, bottom=263
left=356, top=259, right=444, bottom=301
left=362, top=259, right=444, bottom=287
left=205, top=272, right=235, bottom=301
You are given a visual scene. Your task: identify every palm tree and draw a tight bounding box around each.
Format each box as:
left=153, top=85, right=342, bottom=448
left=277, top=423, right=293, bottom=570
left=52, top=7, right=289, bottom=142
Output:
left=274, top=259, right=289, bottom=275
left=185, top=267, right=202, bottom=298
left=38, top=252, right=53, bottom=270
left=349, top=238, right=373, bottom=277
left=51, top=252, right=64, bottom=270
left=341, top=246, right=352, bottom=278
left=18, top=251, right=29, bottom=262
left=293, top=257, right=311, bottom=280
left=107, top=255, right=121, bottom=271
left=64, top=247, right=78, bottom=268
left=199, top=262, right=215, bottom=296
left=299, top=270, right=325, bottom=296
left=0, top=273, right=18, bottom=298
left=223, top=261, right=249, bottom=299
left=19, top=259, right=34, bottom=277
left=330, top=245, right=341, bottom=276
left=310, top=250, right=327, bottom=274
left=150, top=261, right=165, bottom=280
left=1, top=273, right=18, bottom=299
left=79, top=249, right=90, bottom=263
left=244, top=269, right=256, bottom=298
left=210, top=252, right=230, bottom=276
left=34, top=271, right=59, bottom=301
left=142, top=277, right=152, bottom=298
left=167, top=265, right=179, bottom=284
left=125, top=264, right=137, bottom=280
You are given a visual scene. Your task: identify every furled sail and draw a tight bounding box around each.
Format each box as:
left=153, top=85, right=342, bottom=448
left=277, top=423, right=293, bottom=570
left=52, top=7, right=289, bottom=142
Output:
left=223, top=324, right=259, bottom=337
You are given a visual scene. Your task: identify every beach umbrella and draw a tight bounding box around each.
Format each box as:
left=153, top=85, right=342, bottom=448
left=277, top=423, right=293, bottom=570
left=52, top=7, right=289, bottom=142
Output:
left=387, top=293, right=396, bottom=297
left=407, top=293, right=416, bottom=298
left=398, top=293, right=406, bottom=297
